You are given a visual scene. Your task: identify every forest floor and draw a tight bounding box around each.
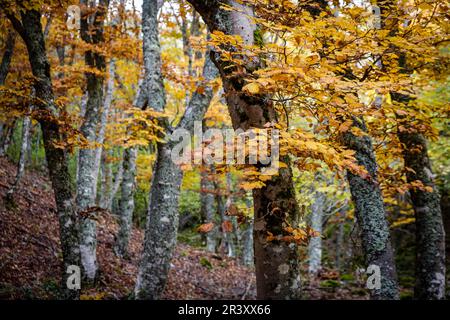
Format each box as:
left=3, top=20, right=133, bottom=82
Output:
left=0, top=156, right=368, bottom=300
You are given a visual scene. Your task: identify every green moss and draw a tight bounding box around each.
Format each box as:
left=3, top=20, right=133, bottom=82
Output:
left=320, top=280, right=340, bottom=288
left=340, top=273, right=355, bottom=282
left=199, top=257, right=213, bottom=270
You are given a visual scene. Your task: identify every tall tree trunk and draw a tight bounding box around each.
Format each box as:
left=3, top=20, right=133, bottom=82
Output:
left=302, top=0, right=399, bottom=299
left=188, top=0, right=302, bottom=299
left=135, top=0, right=219, bottom=299
left=7, top=9, right=81, bottom=299
left=114, top=147, right=137, bottom=258
left=394, top=100, right=446, bottom=299
left=377, top=0, right=446, bottom=298
left=342, top=118, right=399, bottom=299
left=114, top=72, right=143, bottom=256
left=77, top=0, right=110, bottom=283
left=308, top=191, right=324, bottom=276
left=135, top=140, right=183, bottom=299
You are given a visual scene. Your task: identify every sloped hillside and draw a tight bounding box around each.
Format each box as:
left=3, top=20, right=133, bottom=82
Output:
left=0, top=157, right=256, bottom=299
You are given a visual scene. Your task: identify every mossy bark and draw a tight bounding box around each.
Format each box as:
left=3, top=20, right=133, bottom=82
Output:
left=342, top=117, right=399, bottom=299
left=396, top=119, right=446, bottom=299
left=114, top=147, right=137, bottom=258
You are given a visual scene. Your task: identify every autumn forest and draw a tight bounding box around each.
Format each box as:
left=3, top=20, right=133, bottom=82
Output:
left=0, top=0, right=449, bottom=302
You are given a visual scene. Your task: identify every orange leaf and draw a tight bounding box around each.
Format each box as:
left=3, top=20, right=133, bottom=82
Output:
left=222, top=220, right=233, bottom=233
left=197, top=222, right=214, bottom=233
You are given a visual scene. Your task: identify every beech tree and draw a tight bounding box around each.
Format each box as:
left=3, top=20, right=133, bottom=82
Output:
left=2, top=2, right=81, bottom=299
left=135, top=0, right=219, bottom=299
left=378, top=0, right=446, bottom=299
left=77, top=0, right=110, bottom=283
left=187, top=0, right=303, bottom=300
left=0, top=0, right=447, bottom=302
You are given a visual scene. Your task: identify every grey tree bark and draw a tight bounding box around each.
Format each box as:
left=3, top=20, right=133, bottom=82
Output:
left=201, top=169, right=217, bottom=252
left=114, top=71, right=145, bottom=257
left=94, top=59, right=116, bottom=199
left=6, top=110, right=32, bottom=198
left=218, top=172, right=236, bottom=258
left=241, top=219, right=254, bottom=266
left=216, top=188, right=235, bottom=257
left=98, top=148, right=113, bottom=208
left=108, top=154, right=124, bottom=209
left=187, top=0, right=302, bottom=299
left=77, top=0, right=110, bottom=283
left=6, top=9, right=81, bottom=299
left=308, top=191, right=324, bottom=276
left=335, top=207, right=346, bottom=271
left=114, top=146, right=137, bottom=258
left=135, top=0, right=219, bottom=299
left=0, top=121, right=14, bottom=157
left=241, top=195, right=254, bottom=266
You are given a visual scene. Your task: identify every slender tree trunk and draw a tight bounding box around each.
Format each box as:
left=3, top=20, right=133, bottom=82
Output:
left=114, top=147, right=137, bottom=258
left=7, top=9, right=81, bottom=299
left=135, top=0, right=219, bottom=299
left=108, top=153, right=124, bottom=210
left=302, top=0, right=399, bottom=298
left=222, top=173, right=236, bottom=258
left=335, top=207, right=346, bottom=271
left=394, top=103, right=446, bottom=299
left=380, top=0, right=447, bottom=295
left=0, top=121, right=14, bottom=157
left=241, top=219, right=254, bottom=266
left=77, top=0, right=110, bottom=282
left=241, top=196, right=254, bottom=266
left=216, top=190, right=235, bottom=257
left=374, top=0, right=446, bottom=298
left=98, top=148, right=113, bottom=208
left=6, top=112, right=32, bottom=197
left=94, top=59, right=116, bottom=194
left=201, top=169, right=217, bottom=252
left=308, top=191, right=324, bottom=276
left=114, top=73, right=143, bottom=257
left=342, top=118, right=399, bottom=299
left=188, top=0, right=302, bottom=299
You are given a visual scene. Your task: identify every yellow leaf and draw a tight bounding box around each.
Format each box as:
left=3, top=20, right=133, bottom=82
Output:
left=243, top=82, right=260, bottom=94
